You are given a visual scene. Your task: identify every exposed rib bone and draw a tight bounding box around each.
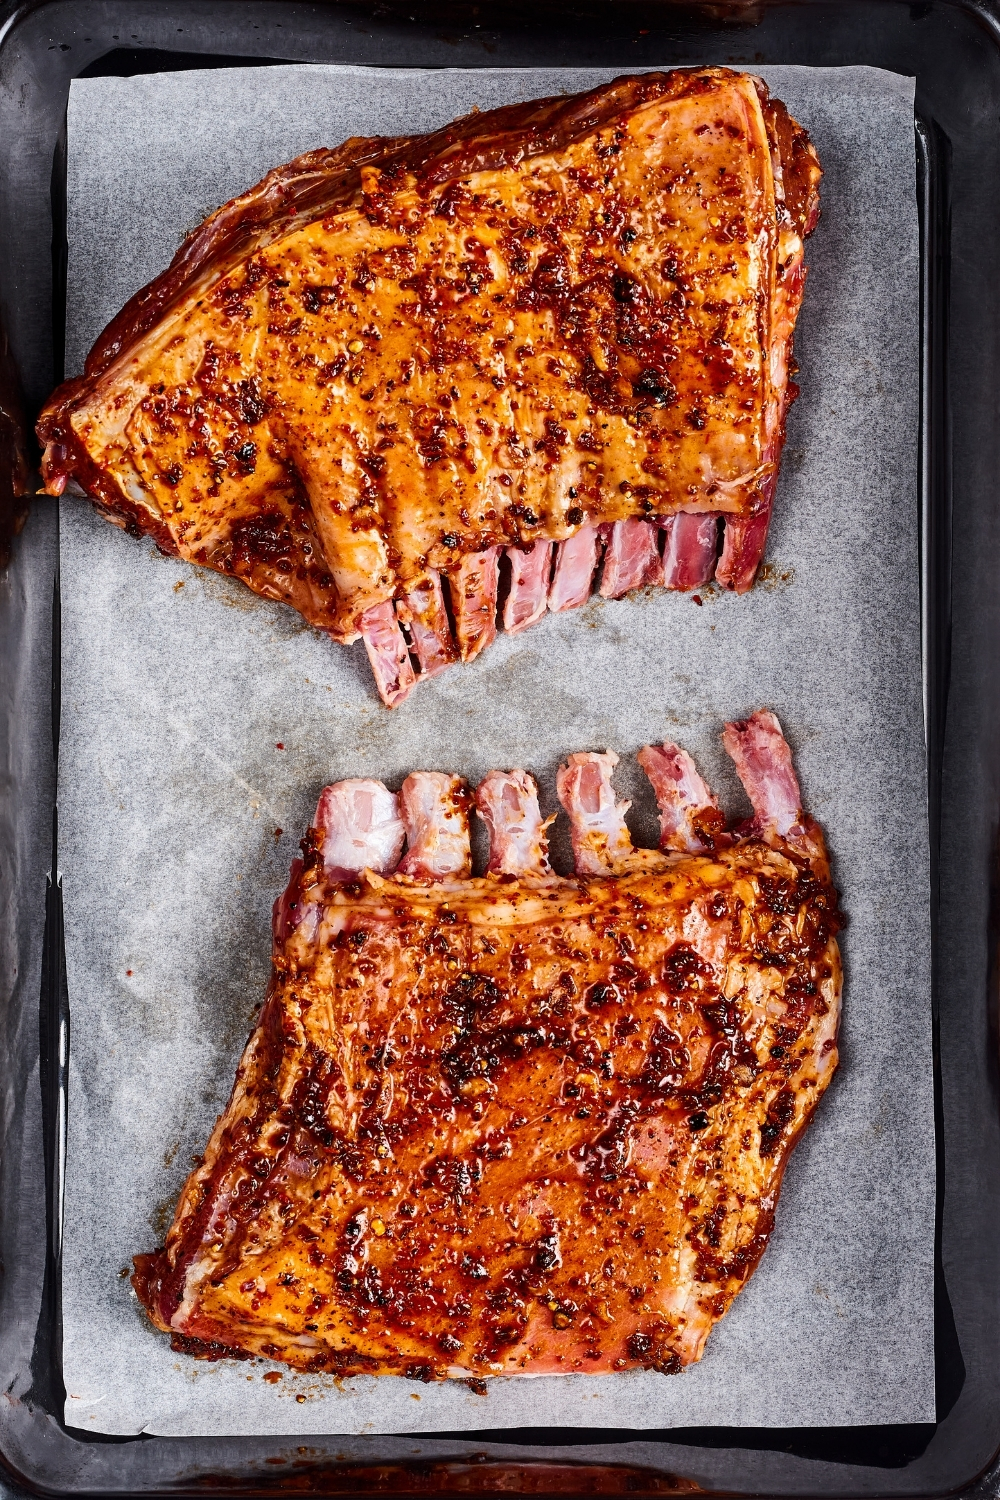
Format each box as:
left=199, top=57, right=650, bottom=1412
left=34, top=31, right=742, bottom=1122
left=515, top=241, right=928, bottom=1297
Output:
left=475, top=771, right=551, bottom=876
left=503, top=542, right=553, bottom=634
left=397, top=773, right=472, bottom=880
left=548, top=526, right=600, bottom=612
left=450, top=548, right=500, bottom=661
left=397, top=573, right=458, bottom=677
left=715, top=506, right=772, bottom=593
left=314, top=779, right=405, bottom=880
left=722, top=710, right=801, bottom=837
left=359, top=601, right=417, bottom=708
left=662, top=513, right=720, bottom=590
left=599, top=519, right=664, bottom=599
left=637, top=743, right=725, bottom=853
left=556, top=752, right=635, bottom=875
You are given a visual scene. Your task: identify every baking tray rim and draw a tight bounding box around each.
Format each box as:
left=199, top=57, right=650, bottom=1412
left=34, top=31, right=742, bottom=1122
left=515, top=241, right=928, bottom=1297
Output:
left=0, top=0, right=991, bottom=1493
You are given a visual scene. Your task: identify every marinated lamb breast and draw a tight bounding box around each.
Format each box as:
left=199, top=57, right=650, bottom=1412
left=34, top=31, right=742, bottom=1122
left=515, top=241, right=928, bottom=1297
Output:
left=39, top=69, right=820, bottom=706
left=134, top=712, right=842, bottom=1378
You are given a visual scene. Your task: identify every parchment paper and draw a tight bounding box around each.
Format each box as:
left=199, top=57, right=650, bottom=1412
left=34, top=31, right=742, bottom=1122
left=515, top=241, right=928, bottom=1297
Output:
left=57, top=62, right=933, bottom=1438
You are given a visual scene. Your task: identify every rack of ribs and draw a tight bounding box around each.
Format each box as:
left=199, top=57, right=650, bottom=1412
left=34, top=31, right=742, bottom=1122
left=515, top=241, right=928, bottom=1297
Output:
left=133, top=711, right=842, bottom=1379
left=39, top=68, right=821, bottom=707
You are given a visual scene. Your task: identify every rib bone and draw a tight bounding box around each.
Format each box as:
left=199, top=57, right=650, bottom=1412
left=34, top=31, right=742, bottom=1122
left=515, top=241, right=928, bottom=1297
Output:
left=722, top=710, right=801, bottom=837
left=548, top=526, right=601, bottom=613
left=600, top=519, right=664, bottom=599
left=396, top=574, right=457, bottom=677
left=662, top=514, right=720, bottom=591
left=504, top=542, right=553, bottom=634
left=397, top=773, right=472, bottom=880
left=450, top=549, right=500, bottom=661
left=556, top=751, right=636, bottom=875
left=359, top=601, right=417, bottom=709
left=475, top=770, right=551, bottom=876
left=637, top=743, right=724, bottom=853
left=721, top=710, right=825, bottom=867
left=314, top=779, right=405, bottom=880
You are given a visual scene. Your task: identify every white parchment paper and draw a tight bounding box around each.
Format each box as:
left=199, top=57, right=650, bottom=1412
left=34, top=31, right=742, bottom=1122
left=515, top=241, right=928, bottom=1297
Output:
left=57, top=62, right=932, bottom=1437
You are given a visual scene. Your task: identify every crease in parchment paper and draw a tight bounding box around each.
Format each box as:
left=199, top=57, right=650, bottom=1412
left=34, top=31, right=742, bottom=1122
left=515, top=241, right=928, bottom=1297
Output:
left=56, top=62, right=933, bottom=1438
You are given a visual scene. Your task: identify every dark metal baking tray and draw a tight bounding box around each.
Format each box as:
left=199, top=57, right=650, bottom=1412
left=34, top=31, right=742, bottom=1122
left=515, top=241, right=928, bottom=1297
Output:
left=0, top=0, right=996, bottom=1493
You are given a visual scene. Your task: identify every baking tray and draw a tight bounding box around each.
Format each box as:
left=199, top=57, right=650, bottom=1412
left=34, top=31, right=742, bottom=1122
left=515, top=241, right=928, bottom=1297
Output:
left=0, top=0, right=995, bottom=1493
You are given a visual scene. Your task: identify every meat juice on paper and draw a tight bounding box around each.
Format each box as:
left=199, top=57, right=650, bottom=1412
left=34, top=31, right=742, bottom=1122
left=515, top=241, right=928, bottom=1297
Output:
left=56, top=64, right=933, bottom=1438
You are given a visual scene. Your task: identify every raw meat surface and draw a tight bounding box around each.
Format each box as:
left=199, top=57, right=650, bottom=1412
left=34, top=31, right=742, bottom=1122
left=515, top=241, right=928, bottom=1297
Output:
left=39, top=68, right=820, bottom=705
left=134, top=712, right=842, bottom=1380
left=451, top=548, right=500, bottom=661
